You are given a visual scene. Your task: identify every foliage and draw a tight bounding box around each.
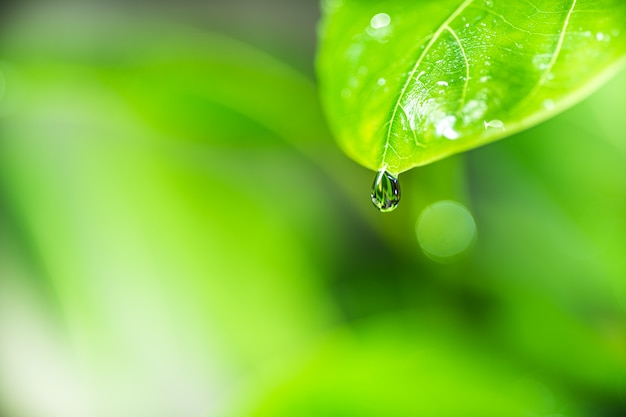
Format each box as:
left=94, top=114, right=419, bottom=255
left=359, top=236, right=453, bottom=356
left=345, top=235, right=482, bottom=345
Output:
left=0, top=2, right=625, bottom=417
left=318, top=0, right=626, bottom=173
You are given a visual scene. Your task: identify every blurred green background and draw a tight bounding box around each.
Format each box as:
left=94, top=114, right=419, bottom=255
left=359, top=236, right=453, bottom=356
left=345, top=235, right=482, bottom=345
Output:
left=0, top=1, right=625, bottom=417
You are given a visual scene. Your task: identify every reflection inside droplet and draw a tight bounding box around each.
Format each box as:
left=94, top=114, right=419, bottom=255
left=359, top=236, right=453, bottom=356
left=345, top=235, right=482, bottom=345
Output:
left=416, top=200, right=476, bottom=261
left=371, top=169, right=400, bottom=213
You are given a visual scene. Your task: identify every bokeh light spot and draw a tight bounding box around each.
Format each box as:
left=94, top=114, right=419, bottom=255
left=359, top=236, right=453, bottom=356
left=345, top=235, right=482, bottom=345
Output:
left=416, top=200, right=476, bottom=261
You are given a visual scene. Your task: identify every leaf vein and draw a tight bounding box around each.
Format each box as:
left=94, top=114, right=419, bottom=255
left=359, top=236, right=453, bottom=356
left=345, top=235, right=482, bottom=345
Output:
left=399, top=103, right=425, bottom=148
left=381, top=0, right=476, bottom=169
left=526, top=0, right=578, bottom=100
left=472, top=6, right=534, bottom=34
left=445, top=25, right=470, bottom=109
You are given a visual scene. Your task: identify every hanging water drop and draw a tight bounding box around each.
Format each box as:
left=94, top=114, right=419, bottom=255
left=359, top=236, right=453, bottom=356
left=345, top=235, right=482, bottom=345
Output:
left=371, top=169, right=401, bottom=212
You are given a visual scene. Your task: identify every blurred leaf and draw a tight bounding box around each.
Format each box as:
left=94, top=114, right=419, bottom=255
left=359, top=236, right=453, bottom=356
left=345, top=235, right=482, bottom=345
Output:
left=242, top=315, right=583, bottom=417
left=0, top=8, right=341, bottom=416
left=317, top=0, right=626, bottom=173
left=467, top=68, right=626, bottom=396
left=2, top=3, right=626, bottom=417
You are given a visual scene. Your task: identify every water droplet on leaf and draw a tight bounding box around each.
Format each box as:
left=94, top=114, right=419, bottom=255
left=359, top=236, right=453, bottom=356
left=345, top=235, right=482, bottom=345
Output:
left=484, top=119, right=505, bottom=130
left=543, top=99, right=555, bottom=110
left=370, top=13, right=391, bottom=29
left=371, top=169, right=401, bottom=212
left=435, top=115, right=459, bottom=139
left=532, top=54, right=551, bottom=70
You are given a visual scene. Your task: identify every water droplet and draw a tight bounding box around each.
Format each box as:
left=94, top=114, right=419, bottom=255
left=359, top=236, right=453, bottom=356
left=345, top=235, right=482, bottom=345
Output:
left=543, top=99, right=555, bottom=110
left=377, top=78, right=386, bottom=86
left=436, top=80, right=449, bottom=87
left=370, top=13, right=391, bottom=29
left=596, top=32, right=605, bottom=41
left=371, top=170, right=401, bottom=212
left=462, top=100, right=487, bottom=124
left=436, top=115, right=459, bottom=140
left=532, top=54, right=551, bottom=70
left=484, top=119, right=505, bottom=130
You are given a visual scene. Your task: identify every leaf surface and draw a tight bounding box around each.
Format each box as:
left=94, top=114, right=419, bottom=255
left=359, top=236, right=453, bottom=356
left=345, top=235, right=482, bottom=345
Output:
left=317, top=0, right=626, bottom=174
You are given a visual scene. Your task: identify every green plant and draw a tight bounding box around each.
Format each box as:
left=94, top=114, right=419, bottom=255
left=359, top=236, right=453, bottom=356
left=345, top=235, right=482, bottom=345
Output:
left=318, top=0, right=626, bottom=174
left=0, top=2, right=625, bottom=417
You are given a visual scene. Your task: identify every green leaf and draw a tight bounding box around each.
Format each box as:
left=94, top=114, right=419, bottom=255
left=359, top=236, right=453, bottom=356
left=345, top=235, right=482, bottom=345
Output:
left=243, top=315, right=585, bottom=417
left=317, top=0, right=626, bottom=174
left=0, top=9, right=338, bottom=415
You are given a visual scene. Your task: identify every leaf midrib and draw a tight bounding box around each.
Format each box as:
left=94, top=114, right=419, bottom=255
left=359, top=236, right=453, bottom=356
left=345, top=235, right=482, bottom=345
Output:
left=381, top=0, right=476, bottom=171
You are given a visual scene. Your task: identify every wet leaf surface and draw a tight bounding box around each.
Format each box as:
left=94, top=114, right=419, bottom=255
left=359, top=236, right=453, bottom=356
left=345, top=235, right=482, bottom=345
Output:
left=317, top=0, right=626, bottom=173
